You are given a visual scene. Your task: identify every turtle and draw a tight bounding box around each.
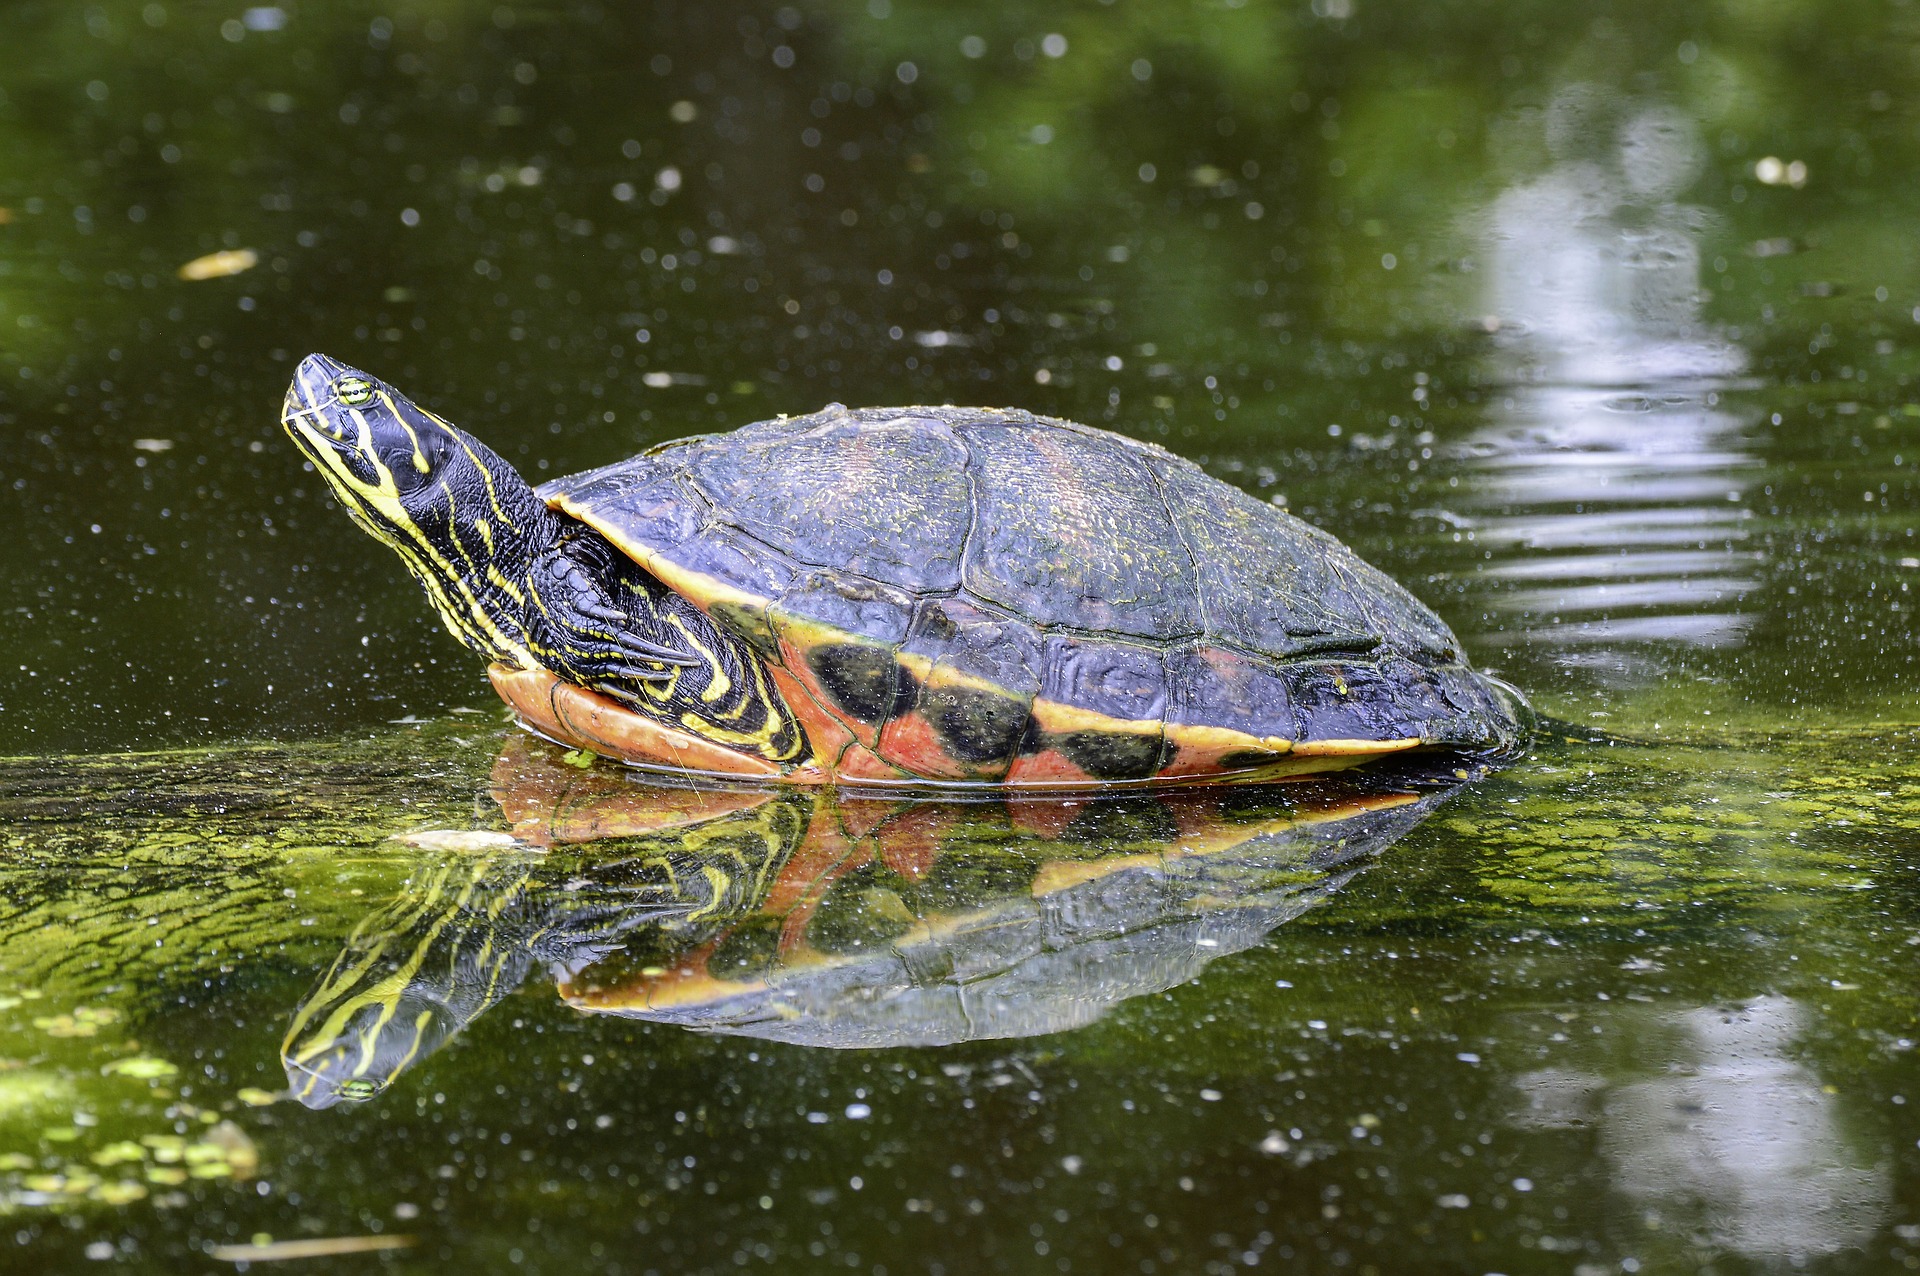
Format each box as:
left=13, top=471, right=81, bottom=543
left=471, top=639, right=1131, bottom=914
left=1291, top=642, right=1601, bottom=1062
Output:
left=281, top=352, right=1526, bottom=787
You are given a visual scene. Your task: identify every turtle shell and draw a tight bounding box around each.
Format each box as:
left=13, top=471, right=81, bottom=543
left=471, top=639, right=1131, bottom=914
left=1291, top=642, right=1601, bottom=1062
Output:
left=537, top=404, right=1522, bottom=786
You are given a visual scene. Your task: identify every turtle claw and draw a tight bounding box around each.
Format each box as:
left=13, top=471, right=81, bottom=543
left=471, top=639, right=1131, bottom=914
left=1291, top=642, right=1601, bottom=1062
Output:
left=598, top=660, right=684, bottom=684
left=608, top=635, right=700, bottom=668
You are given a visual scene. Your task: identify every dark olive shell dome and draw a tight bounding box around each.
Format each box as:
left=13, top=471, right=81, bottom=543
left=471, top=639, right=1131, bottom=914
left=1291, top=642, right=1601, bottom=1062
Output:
left=539, top=403, right=1521, bottom=784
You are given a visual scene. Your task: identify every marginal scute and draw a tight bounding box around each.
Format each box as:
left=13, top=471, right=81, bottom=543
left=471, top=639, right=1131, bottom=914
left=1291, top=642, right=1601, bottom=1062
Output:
left=886, top=598, right=1041, bottom=777
left=921, top=680, right=1031, bottom=767
left=1041, top=728, right=1167, bottom=783
left=1036, top=634, right=1166, bottom=728
left=804, top=642, right=916, bottom=727
left=772, top=573, right=916, bottom=729
left=1163, top=644, right=1296, bottom=741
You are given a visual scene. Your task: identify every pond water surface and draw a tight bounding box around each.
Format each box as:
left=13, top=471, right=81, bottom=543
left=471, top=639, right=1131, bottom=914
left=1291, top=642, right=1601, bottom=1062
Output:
left=2, top=2, right=1918, bottom=1273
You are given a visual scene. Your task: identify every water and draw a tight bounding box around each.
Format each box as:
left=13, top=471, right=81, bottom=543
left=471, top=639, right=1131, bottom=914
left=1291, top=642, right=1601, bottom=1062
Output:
left=2, top=1, right=1917, bottom=1271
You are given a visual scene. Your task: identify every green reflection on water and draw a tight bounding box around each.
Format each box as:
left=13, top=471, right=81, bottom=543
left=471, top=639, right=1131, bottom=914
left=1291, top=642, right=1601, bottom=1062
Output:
left=2, top=722, right=1917, bottom=1270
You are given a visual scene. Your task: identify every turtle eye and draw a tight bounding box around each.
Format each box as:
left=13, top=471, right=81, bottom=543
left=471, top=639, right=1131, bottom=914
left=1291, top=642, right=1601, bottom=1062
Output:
left=335, top=376, right=375, bottom=407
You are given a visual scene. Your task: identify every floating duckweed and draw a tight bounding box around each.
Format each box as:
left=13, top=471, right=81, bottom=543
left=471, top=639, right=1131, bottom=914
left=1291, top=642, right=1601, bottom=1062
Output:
left=140, top=1134, right=186, bottom=1162
left=89, top=1142, right=145, bottom=1167
left=100, top=1056, right=177, bottom=1081
left=143, top=1166, right=188, bottom=1186
left=89, top=1180, right=147, bottom=1205
left=32, top=1007, right=119, bottom=1038
left=235, top=1087, right=279, bottom=1107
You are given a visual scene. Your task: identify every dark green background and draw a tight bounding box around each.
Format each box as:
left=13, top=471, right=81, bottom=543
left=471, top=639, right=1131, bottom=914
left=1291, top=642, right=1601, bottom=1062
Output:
left=2, top=0, right=1914, bottom=750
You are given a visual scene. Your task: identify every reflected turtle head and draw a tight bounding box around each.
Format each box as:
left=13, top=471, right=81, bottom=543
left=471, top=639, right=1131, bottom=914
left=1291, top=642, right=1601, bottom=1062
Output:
left=281, top=983, right=467, bottom=1110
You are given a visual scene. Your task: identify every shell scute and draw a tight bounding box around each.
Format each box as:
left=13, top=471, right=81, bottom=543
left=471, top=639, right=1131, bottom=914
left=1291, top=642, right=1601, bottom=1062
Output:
left=1163, top=644, right=1297, bottom=741
left=1035, top=634, right=1167, bottom=729
left=957, top=421, right=1200, bottom=641
left=886, top=598, right=1042, bottom=778
left=1148, top=456, right=1387, bottom=659
left=770, top=573, right=916, bottom=737
left=541, top=457, right=705, bottom=554
left=1018, top=635, right=1168, bottom=783
left=687, top=412, right=971, bottom=593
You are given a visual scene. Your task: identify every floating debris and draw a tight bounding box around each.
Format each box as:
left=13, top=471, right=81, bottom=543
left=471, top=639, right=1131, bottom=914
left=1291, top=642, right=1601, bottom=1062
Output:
left=913, top=329, right=970, bottom=348
left=210, top=1235, right=415, bottom=1262
left=393, top=829, right=519, bottom=852
left=202, top=1121, right=259, bottom=1178
left=177, top=249, right=259, bottom=281
left=132, top=438, right=175, bottom=452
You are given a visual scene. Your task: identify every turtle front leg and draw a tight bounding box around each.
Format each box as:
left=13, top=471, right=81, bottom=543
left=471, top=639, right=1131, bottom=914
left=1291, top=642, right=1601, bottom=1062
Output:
left=528, top=547, right=697, bottom=687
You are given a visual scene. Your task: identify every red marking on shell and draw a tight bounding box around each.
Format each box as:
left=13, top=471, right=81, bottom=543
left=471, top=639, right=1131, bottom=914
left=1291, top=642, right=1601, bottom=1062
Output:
left=1157, top=729, right=1283, bottom=779
left=763, top=664, right=897, bottom=782
left=831, top=744, right=916, bottom=784
left=775, top=633, right=884, bottom=749
left=1002, top=748, right=1101, bottom=788
left=875, top=709, right=984, bottom=782
left=765, top=664, right=855, bottom=753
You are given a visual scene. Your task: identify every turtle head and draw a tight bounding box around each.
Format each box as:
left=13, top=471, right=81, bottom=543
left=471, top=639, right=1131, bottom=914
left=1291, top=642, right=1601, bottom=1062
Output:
left=282, top=353, right=480, bottom=512
left=282, top=353, right=553, bottom=664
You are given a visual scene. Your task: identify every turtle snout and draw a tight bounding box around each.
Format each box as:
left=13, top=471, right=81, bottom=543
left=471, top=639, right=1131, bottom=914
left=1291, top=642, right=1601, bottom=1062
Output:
left=293, top=351, right=353, bottom=392
left=283, top=353, right=371, bottom=443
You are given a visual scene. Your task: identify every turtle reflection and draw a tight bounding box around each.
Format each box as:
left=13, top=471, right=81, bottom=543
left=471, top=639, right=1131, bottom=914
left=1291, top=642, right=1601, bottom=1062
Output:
left=284, top=738, right=1468, bottom=1106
